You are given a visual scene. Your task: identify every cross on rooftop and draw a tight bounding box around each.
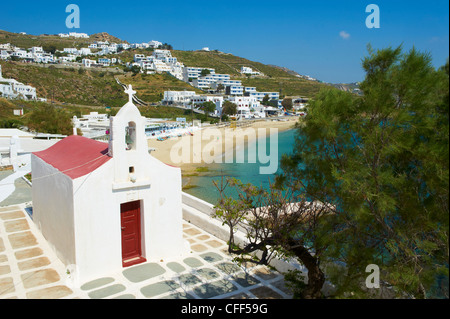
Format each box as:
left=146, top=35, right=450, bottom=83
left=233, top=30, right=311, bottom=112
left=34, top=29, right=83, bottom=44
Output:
left=125, top=84, right=136, bottom=103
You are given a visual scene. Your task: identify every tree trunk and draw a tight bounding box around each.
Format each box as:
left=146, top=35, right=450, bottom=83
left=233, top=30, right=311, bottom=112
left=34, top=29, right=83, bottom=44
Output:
left=291, top=245, right=325, bottom=299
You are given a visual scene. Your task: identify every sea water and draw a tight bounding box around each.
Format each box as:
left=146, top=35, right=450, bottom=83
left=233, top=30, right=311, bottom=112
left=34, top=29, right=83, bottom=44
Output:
left=184, top=129, right=296, bottom=205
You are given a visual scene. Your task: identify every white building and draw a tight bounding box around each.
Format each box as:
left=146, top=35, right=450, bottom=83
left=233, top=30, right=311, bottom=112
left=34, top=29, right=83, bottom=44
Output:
left=163, top=91, right=197, bottom=105
left=226, top=85, right=244, bottom=96
left=149, top=40, right=162, bottom=48
left=30, top=47, right=44, bottom=54
left=241, top=66, right=261, bottom=76
left=190, top=94, right=224, bottom=115
left=31, top=85, right=186, bottom=285
left=1, top=50, right=11, bottom=60
left=97, top=58, right=112, bottom=66
left=11, top=50, right=30, bottom=59
left=82, top=59, right=97, bottom=68
left=58, top=55, right=77, bottom=63
left=182, top=67, right=215, bottom=82
left=192, top=74, right=232, bottom=90
left=63, top=48, right=79, bottom=55
left=0, top=65, right=38, bottom=100
left=153, top=49, right=172, bottom=60
left=152, top=60, right=172, bottom=73
left=68, top=32, right=89, bottom=38
left=249, top=91, right=280, bottom=101
left=79, top=48, right=92, bottom=56
left=227, top=96, right=265, bottom=119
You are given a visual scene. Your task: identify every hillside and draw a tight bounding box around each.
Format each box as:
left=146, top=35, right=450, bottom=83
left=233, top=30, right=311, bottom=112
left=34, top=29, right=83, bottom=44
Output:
left=0, top=30, right=91, bottom=51
left=116, top=72, right=204, bottom=103
left=1, top=30, right=329, bottom=107
left=171, top=50, right=328, bottom=97
left=0, top=30, right=124, bottom=51
left=0, top=60, right=127, bottom=107
left=90, top=32, right=126, bottom=44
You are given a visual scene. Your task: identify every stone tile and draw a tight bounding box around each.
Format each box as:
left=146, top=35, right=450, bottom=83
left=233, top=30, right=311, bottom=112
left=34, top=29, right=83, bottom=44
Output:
left=223, top=292, right=252, bottom=299
left=183, top=257, right=203, bottom=268
left=18, top=257, right=50, bottom=271
left=0, top=264, right=11, bottom=276
left=113, top=294, right=136, bottom=299
left=26, top=286, right=73, bottom=299
left=162, top=292, right=195, bottom=299
left=167, top=262, right=186, bottom=274
left=196, top=268, right=221, bottom=281
left=122, top=263, right=166, bottom=283
left=249, top=286, right=284, bottom=299
left=205, top=240, right=223, bottom=248
left=0, top=211, right=25, bottom=220
left=140, top=280, right=180, bottom=298
left=0, top=277, right=14, bottom=296
left=88, top=284, right=126, bottom=299
left=0, top=206, right=21, bottom=213
left=196, top=235, right=210, bottom=241
left=191, top=244, right=208, bottom=252
left=14, top=247, right=43, bottom=260
left=184, top=228, right=201, bottom=236
left=231, top=272, right=260, bottom=288
left=4, top=219, right=29, bottom=233
left=0, top=238, right=5, bottom=253
left=80, top=277, right=115, bottom=291
left=216, top=262, right=243, bottom=275
left=200, top=252, right=224, bottom=263
left=21, top=269, right=60, bottom=289
left=0, top=255, right=7, bottom=263
left=178, top=274, right=202, bottom=287
left=8, top=232, right=37, bottom=250
left=271, top=279, right=291, bottom=296
left=192, top=280, right=237, bottom=299
left=252, top=266, right=280, bottom=281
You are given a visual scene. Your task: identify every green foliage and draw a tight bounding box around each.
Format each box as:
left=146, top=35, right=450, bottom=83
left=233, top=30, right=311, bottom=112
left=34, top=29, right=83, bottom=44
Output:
left=200, top=101, right=216, bottom=115
left=281, top=98, right=293, bottom=110
left=284, top=270, right=307, bottom=299
left=280, top=46, right=449, bottom=298
left=1, top=61, right=127, bottom=107
left=200, top=69, right=211, bottom=76
left=27, top=104, right=73, bottom=135
left=222, top=100, right=237, bottom=116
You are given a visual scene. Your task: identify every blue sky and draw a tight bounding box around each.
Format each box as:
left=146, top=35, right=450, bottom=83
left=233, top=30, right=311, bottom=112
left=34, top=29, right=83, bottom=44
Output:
left=1, top=0, right=448, bottom=83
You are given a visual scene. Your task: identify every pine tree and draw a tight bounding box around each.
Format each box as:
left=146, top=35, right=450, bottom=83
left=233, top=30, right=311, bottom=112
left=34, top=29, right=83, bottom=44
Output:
left=279, top=46, right=449, bottom=298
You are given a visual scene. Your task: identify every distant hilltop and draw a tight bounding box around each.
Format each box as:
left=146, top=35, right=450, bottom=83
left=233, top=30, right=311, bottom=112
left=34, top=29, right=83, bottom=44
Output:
left=268, top=64, right=319, bottom=82
left=90, top=32, right=128, bottom=44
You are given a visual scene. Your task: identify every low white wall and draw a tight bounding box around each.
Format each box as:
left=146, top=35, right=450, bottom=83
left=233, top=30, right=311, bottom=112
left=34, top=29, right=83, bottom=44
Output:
left=181, top=192, right=300, bottom=274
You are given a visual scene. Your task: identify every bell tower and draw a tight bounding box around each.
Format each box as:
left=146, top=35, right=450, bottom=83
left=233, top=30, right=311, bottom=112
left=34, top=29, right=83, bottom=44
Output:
left=108, top=85, right=150, bottom=188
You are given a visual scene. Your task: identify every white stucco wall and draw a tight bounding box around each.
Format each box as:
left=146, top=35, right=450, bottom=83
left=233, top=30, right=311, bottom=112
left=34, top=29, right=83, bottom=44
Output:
left=70, top=151, right=185, bottom=284
left=31, top=154, right=76, bottom=267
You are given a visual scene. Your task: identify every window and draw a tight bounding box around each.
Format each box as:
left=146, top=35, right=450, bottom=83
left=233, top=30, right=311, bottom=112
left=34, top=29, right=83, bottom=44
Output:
left=125, top=122, right=137, bottom=150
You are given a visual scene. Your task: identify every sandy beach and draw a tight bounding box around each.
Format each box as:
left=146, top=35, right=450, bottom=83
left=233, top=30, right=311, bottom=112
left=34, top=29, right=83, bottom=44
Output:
left=147, top=117, right=299, bottom=177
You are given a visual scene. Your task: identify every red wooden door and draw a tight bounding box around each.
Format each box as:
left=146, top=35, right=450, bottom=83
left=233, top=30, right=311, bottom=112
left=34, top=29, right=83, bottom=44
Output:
left=121, top=201, right=146, bottom=267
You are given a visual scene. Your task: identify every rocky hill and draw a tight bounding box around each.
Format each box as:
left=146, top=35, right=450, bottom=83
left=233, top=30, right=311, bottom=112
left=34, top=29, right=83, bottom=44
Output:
left=90, top=32, right=127, bottom=44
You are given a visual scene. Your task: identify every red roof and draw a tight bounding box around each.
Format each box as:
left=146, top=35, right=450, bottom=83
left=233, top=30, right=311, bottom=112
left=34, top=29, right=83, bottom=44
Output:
left=33, top=135, right=112, bottom=180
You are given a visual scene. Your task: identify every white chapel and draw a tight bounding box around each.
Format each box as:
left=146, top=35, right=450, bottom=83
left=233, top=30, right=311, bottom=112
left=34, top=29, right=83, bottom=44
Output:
left=31, top=85, right=186, bottom=285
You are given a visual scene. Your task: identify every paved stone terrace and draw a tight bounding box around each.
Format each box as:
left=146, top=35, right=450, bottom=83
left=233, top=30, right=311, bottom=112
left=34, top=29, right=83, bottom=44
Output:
left=0, top=204, right=292, bottom=299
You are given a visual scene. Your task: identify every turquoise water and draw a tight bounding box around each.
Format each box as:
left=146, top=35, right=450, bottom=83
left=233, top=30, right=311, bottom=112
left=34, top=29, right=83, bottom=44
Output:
left=184, top=129, right=296, bottom=204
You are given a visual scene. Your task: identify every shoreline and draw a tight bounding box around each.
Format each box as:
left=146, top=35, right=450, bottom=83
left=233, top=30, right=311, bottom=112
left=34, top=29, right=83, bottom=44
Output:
left=147, top=117, right=299, bottom=191
left=147, top=117, right=299, bottom=176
